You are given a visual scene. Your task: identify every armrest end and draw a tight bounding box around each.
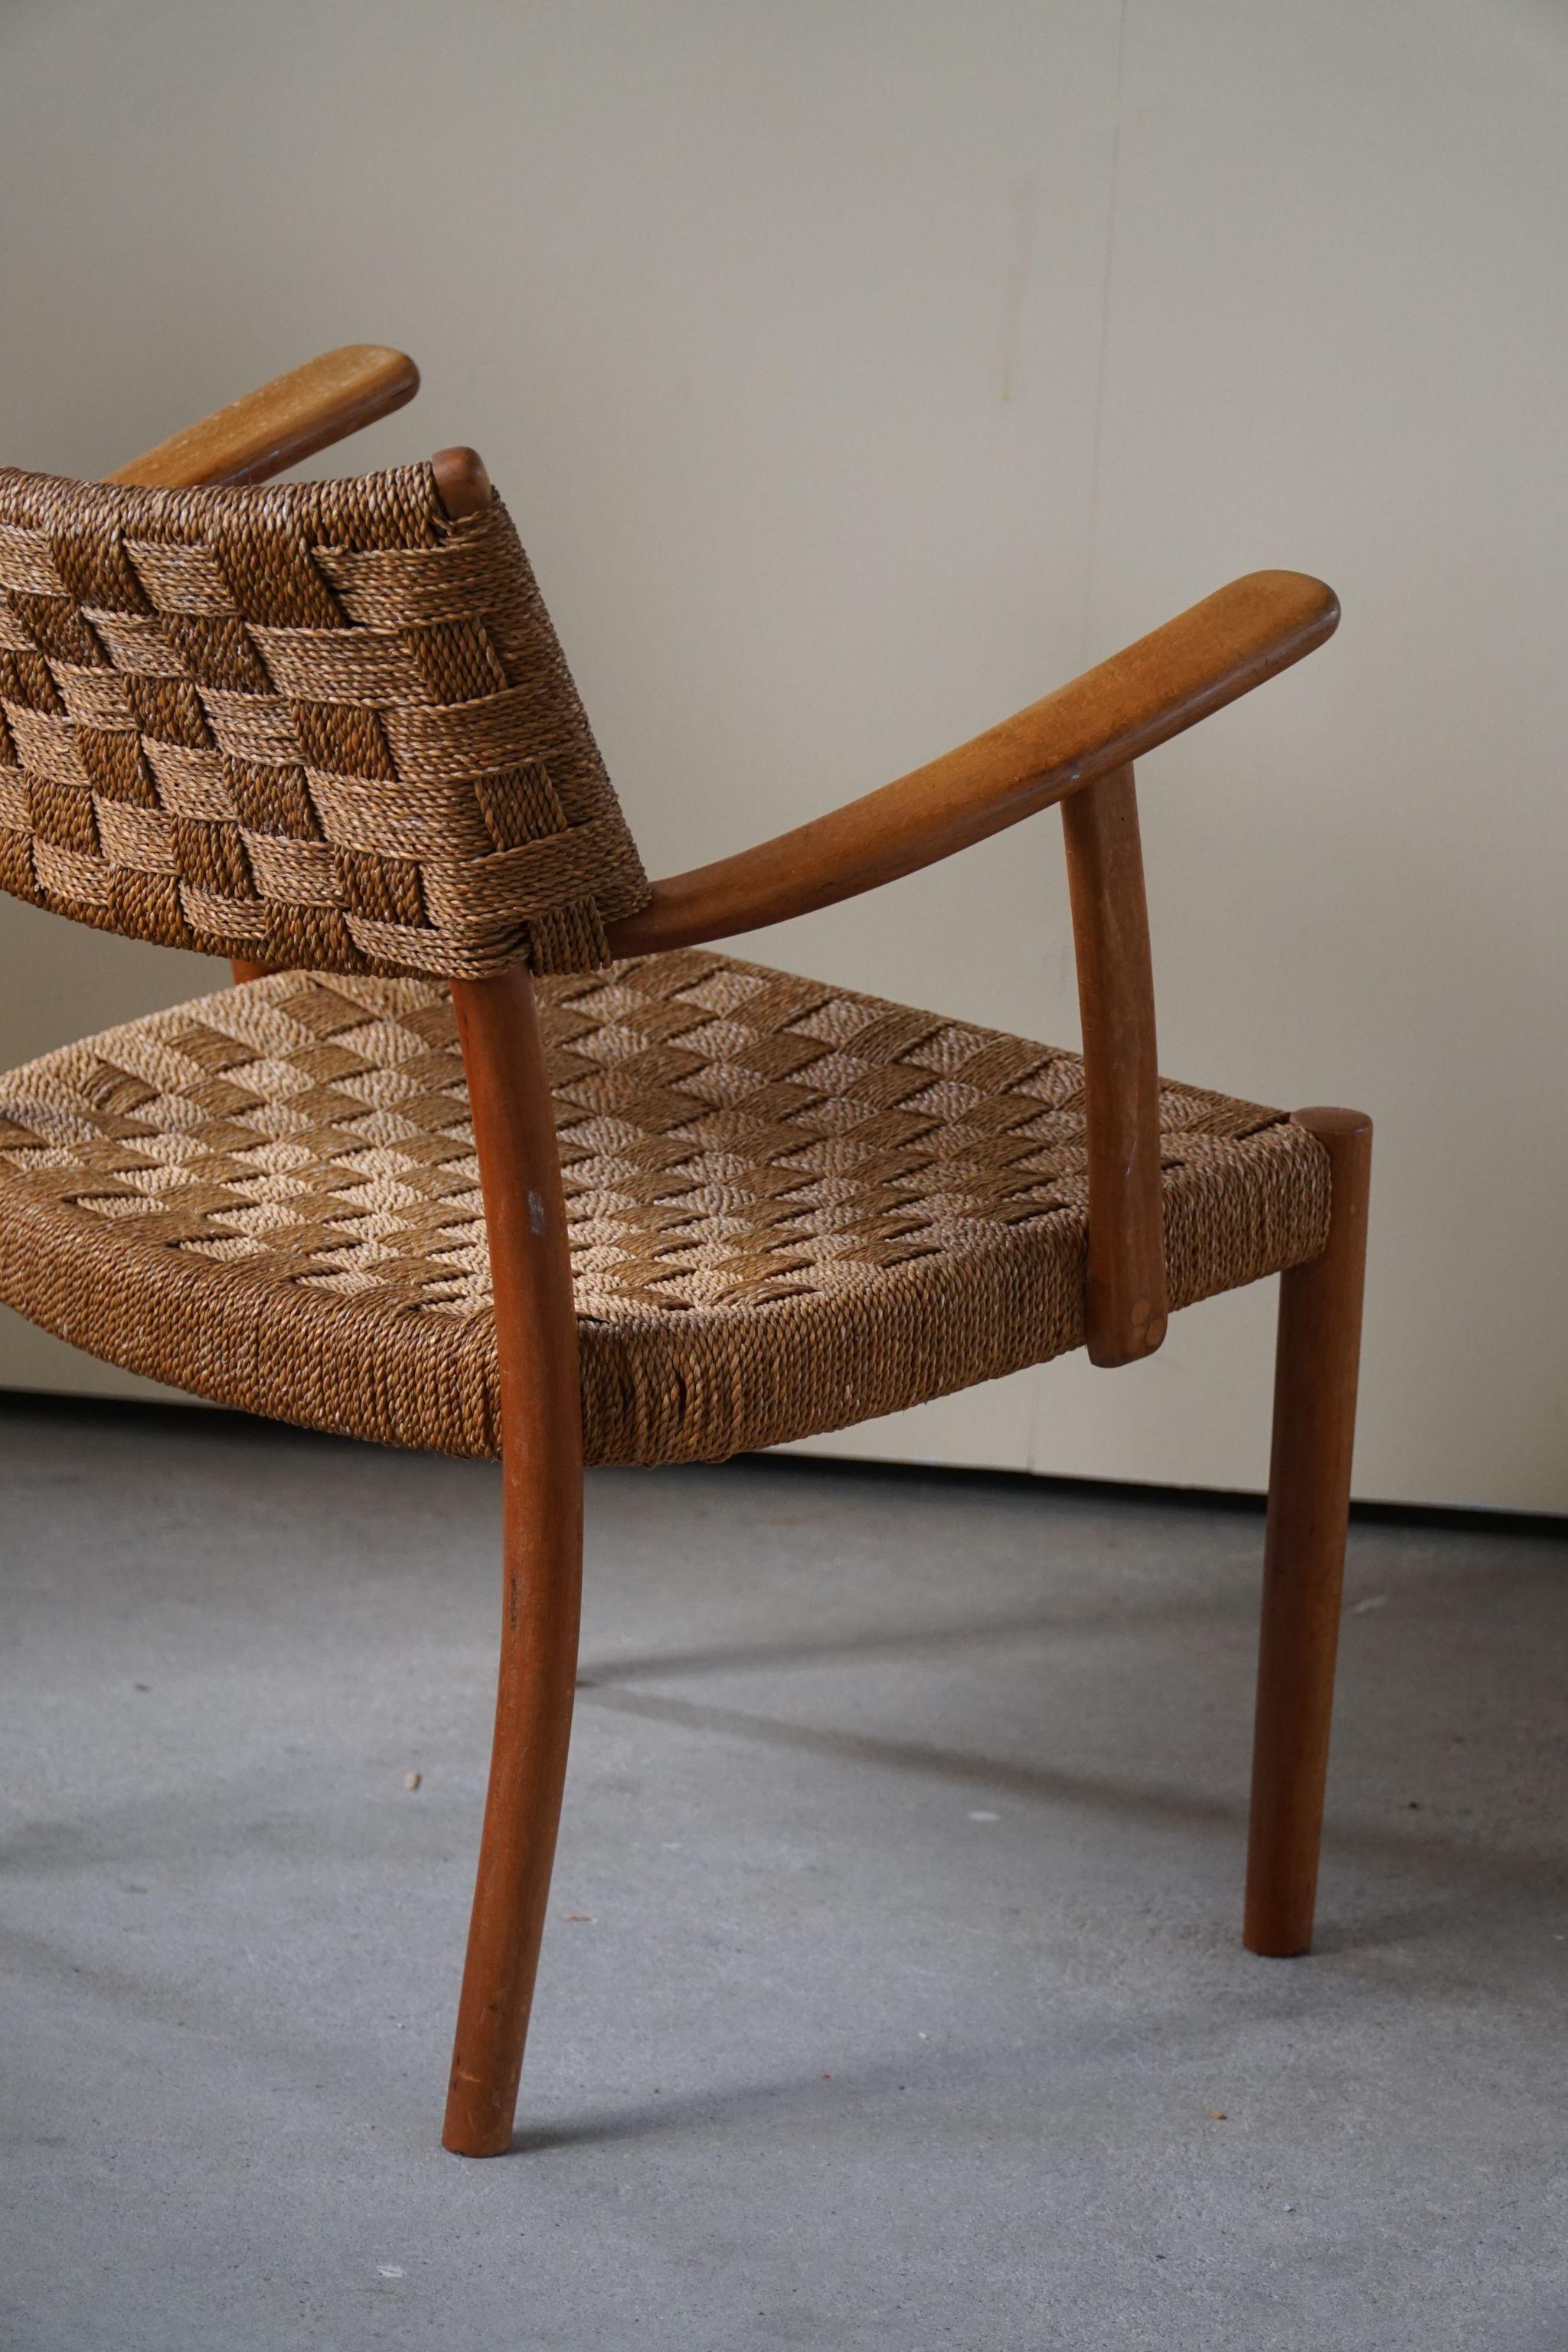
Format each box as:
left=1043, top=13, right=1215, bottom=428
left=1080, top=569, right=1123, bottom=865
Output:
left=109, top=345, right=420, bottom=489
left=608, top=569, right=1338, bottom=957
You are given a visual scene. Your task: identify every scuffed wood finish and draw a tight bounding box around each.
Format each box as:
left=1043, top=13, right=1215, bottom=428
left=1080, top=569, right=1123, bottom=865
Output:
left=1061, top=766, right=1168, bottom=1366
left=607, top=571, right=1338, bottom=956
left=442, top=965, right=584, bottom=2158
left=108, top=345, right=419, bottom=490
left=1244, top=1109, right=1373, bottom=1957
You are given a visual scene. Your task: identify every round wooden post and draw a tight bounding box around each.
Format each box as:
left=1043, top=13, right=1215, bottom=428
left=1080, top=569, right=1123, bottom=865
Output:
left=1060, top=764, right=1169, bottom=1367
left=1244, top=1106, right=1372, bottom=1957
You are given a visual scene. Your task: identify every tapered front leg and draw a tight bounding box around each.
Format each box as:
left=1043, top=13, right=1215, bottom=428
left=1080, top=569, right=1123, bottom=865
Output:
left=1244, top=1107, right=1372, bottom=1958
left=443, top=1434, right=583, bottom=2155
left=443, top=968, right=583, bottom=2157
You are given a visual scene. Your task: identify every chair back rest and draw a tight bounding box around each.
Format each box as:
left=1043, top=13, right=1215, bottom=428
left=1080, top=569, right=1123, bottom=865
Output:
left=0, top=463, right=648, bottom=977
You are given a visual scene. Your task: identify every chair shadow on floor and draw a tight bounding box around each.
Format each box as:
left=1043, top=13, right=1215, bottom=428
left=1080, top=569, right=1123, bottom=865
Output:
left=7, top=1514, right=1566, bottom=2156
left=574, top=1531, right=1568, bottom=1955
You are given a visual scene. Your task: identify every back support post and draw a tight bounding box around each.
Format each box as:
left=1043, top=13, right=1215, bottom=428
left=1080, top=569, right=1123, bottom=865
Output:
left=1060, top=763, right=1168, bottom=1367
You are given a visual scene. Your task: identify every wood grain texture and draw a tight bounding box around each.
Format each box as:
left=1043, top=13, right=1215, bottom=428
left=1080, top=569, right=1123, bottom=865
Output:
left=83, top=390, right=1365, bottom=2133
left=1061, top=766, right=1168, bottom=1367
left=607, top=570, right=1338, bottom=955
left=441, top=966, right=584, bottom=2157
left=437, top=442, right=582, bottom=2155
left=1244, top=1108, right=1373, bottom=1958
left=107, top=345, right=419, bottom=490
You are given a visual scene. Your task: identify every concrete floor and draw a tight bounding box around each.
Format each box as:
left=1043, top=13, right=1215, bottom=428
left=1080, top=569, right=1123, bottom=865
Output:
left=2, top=1399, right=1565, bottom=2351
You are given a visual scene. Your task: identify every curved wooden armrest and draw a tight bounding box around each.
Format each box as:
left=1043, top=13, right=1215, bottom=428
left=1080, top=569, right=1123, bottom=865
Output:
left=107, top=345, right=420, bottom=490
left=606, top=569, right=1338, bottom=956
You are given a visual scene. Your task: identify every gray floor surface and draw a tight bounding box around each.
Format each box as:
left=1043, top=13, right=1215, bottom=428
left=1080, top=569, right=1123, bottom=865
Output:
left=2, top=1396, right=1565, bottom=2351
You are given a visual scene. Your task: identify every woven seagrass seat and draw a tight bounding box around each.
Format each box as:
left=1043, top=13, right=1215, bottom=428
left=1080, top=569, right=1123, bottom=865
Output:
left=2, top=348, right=1373, bottom=2159
left=0, top=952, right=1329, bottom=1466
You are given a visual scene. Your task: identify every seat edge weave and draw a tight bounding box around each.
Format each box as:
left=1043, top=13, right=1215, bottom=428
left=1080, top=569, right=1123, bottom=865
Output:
left=0, top=1118, right=1330, bottom=1465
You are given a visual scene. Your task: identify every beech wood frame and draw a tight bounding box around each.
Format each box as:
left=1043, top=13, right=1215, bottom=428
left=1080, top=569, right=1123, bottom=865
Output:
left=103, top=346, right=1371, bottom=2155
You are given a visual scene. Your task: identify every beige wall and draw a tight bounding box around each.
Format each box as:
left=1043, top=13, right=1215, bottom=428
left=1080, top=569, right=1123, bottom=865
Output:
left=1, top=0, right=1563, bottom=1507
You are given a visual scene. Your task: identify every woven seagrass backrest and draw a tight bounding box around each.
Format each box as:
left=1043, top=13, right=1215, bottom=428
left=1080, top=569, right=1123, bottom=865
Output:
left=0, top=463, right=649, bottom=978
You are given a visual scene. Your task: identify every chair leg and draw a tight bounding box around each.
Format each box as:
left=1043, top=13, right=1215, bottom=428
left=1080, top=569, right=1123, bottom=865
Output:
left=443, top=1433, right=583, bottom=2157
left=1244, top=1107, right=1372, bottom=1958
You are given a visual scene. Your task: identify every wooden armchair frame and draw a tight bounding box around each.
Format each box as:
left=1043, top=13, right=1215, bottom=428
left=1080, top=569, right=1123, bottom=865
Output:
left=103, top=348, right=1370, bottom=2157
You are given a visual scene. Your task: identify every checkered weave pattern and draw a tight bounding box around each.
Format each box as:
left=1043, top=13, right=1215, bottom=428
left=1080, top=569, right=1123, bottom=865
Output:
left=0, top=464, right=649, bottom=977
left=0, top=950, right=1331, bottom=1465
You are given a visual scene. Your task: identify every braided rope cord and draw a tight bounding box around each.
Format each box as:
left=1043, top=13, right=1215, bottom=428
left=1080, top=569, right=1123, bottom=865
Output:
left=0, top=463, right=650, bottom=978
left=0, top=949, right=1331, bottom=1464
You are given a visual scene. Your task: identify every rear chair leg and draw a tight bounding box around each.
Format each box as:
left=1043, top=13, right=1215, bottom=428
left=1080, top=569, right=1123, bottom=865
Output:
left=443, top=1439, right=583, bottom=2156
left=1244, top=1107, right=1372, bottom=1957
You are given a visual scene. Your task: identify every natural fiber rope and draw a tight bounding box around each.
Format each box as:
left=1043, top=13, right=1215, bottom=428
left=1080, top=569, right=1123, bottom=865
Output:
left=0, top=464, right=649, bottom=978
left=0, top=951, right=1331, bottom=1465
